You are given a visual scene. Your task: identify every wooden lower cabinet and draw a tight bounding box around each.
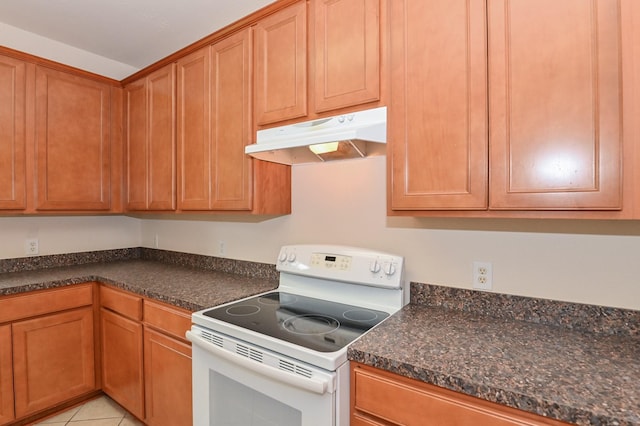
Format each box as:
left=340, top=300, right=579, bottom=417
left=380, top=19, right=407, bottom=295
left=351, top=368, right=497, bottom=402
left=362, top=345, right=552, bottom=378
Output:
left=0, top=325, right=14, bottom=424
left=351, top=363, right=570, bottom=426
left=143, top=328, right=192, bottom=426
left=12, top=307, right=96, bottom=418
left=100, top=302, right=145, bottom=420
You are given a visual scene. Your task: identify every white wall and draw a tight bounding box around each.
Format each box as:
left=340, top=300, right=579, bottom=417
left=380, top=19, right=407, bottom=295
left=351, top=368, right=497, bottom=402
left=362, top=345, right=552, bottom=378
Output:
left=1, top=159, right=639, bottom=310
left=0, top=216, right=140, bottom=259
left=139, top=157, right=640, bottom=311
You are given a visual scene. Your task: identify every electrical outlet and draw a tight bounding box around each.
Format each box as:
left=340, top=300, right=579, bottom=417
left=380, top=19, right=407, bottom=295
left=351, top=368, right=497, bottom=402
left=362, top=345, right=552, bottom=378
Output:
left=25, top=238, right=39, bottom=256
left=472, top=261, right=492, bottom=290
left=154, top=234, right=159, bottom=249
left=218, top=240, right=226, bottom=256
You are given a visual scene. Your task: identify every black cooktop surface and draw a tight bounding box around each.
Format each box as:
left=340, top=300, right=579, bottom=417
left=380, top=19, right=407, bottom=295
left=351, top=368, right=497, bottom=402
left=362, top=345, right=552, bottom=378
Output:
left=202, top=291, right=389, bottom=352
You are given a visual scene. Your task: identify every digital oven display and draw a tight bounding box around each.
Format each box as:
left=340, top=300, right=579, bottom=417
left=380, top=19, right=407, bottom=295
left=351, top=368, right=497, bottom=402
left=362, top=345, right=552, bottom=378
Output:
left=325, top=256, right=337, bottom=262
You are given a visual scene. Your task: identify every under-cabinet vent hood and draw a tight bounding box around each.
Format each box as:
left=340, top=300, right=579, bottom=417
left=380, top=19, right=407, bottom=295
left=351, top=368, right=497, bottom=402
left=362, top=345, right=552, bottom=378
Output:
left=246, top=106, right=387, bottom=165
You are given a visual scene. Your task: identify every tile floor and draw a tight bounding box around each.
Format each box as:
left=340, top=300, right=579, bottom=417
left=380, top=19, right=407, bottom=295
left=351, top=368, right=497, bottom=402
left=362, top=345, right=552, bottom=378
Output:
left=33, top=395, right=143, bottom=426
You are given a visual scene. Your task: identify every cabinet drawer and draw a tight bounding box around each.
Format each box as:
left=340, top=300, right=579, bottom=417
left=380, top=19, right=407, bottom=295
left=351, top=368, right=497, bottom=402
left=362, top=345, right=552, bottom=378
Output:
left=0, top=283, right=93, bottom=324
left=100, top=285, right=142, bottom=321
left=352, top=364, right=569, bottom=426
left=143, top=300, right=191, bottom=341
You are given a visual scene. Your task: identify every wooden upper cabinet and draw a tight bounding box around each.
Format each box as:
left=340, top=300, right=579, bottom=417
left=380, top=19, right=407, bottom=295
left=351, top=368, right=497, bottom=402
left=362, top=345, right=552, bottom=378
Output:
left=210, top=29, right=253, bottom=210
left=254, top=0, right=307, bottom=126
left=0, top=54, right=27, bottom=211
left=125, top=64, right=176, bottom=211
left=313, top=0, right=381, bottom=113
left=177, top=30, right=291, bottom=214
left=488, top=0, right=622, bottom=210
left=177, top=47, right=212, bottom=210
left=389, top=0, right=489, bottom=211
left=35, top=66, right=111, bottom=211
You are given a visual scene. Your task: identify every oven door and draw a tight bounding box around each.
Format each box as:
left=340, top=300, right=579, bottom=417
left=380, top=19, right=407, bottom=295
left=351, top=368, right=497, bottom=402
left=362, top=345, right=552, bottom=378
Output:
left=187, top=325, right=338, bottom=426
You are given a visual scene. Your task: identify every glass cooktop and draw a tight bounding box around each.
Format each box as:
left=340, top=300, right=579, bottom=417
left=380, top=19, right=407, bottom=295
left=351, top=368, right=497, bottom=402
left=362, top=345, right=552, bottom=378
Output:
left=202, top=291, right=389, bottom=353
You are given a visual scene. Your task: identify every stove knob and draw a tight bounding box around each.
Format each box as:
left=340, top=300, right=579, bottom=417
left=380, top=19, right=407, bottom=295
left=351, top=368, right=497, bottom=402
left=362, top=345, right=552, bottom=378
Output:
left=383, top=262, right=396, bottom=276
left=369, top=260, right=381, bottom=273
left=278, top=251, right=287, bottom=262
left=287, top=252, right=297, bottom=263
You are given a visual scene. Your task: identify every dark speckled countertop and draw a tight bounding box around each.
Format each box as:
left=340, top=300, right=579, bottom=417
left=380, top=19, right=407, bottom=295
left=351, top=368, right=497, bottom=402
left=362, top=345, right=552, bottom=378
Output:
left=2, top=249, right=639, bottom=425
left=349, top=284, right=640, bottom=426
left=0, top=258, right=278, bottom=312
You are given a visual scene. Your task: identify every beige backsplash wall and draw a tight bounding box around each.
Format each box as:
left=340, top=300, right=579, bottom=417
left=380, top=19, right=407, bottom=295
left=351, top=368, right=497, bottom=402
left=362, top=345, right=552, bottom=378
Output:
left=2, top=157, right=640, bottom=310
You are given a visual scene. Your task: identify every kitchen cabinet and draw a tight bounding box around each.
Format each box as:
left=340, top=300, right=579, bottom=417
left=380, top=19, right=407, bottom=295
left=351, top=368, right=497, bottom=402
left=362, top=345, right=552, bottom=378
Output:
left=389, top=0, right=624, bottom=214
left=177, top=28, right=291, bottom=214
left=100, top=286, right=145, bottom=420
left=0, top=284, right=97, bottom=421
left=0, top=325, right=13, bottom=424
left=143, top=300, right=192, bottom=426
left=35, top=66, right=113, bottom=211
left=351, top=363, right=570, bottom=426
left=253, top=0, right=307, bottom=126
left=0, top=54, right=28, bottom=211
left=126, top=64, right=176, bottom=211
left=312, top=0, right=380, bottom=113
left=253, top=0, right=382, bottom=127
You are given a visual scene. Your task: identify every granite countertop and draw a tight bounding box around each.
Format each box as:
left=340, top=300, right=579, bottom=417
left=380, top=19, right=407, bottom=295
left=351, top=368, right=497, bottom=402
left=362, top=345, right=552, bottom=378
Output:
left=0, top=259, right=278, bottom=312
left=348, top=303, right=640, bottom=426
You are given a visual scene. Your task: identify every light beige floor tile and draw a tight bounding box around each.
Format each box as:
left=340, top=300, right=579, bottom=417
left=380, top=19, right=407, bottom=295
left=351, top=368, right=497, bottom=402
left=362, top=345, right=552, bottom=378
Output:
left=34, top=404, right=81, bottom=424
left=71, top=396, right=126, bottom=421
left=68, top=419, right=122, bottom=425
left=33, top=422, right=67, bottom=426
left=119, top=414, right=145, bottom=426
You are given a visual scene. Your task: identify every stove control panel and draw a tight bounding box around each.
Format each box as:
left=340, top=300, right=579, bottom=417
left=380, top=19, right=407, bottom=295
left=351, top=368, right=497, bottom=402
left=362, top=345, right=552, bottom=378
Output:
left=276, top=245, right=404, bottom=289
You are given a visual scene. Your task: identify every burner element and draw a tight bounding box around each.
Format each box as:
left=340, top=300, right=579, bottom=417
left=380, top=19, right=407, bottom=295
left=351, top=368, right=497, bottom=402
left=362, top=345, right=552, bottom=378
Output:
left=283, top=314, right=340, bottom=335
left=226, top=305, right=260, bottom=316
left=343, top=309, right=380, bottom=322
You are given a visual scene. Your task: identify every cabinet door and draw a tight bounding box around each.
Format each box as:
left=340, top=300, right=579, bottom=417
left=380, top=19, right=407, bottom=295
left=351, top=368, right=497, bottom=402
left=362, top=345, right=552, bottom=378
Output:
left=35, top=67, right=111, bottom=211
left=0, top=54, right=27, bottom=211
left=488, top=0, right=622, bottom=210
left=125, top=64, right=176, bottom=211
left=101, top=308, right=145, bottom=419
left=254, top=0, right=307, bottom=125
left=147, top=65, right=176, bottom=210
left=125, top=78, right=148, bottom=210
left=177, top=47, right=212, bottom=210
left=0, top=325, right=14, bottom=424
left=143, top=328, right=192, bottom=426
left=313, top=0, right=380, bottom=112
left=211, top=28, right=253, bottom=210
left=12, top=307, right=96, bottom=418
left=389, top=0, right=488, bottom=210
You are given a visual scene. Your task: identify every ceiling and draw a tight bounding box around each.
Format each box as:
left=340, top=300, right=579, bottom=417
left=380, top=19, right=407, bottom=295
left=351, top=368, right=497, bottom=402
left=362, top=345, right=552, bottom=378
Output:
left=0, top=0, right=275, bottom=79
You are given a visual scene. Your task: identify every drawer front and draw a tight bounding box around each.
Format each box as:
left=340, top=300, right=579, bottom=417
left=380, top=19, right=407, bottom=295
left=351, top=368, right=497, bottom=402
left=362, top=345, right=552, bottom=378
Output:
left=352, top=364, right=569, bottom=426
left=143, top=300, right=191, bottom=341
left=100, top=285, right=142, bottom=320
left=0, top=283, right=93, bottom=324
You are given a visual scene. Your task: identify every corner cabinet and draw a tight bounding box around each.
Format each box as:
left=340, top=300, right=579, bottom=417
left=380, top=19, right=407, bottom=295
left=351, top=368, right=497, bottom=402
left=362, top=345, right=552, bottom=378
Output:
left=351, top=363, right=571, bottom=426
left=389, top=0, right=626, bottom=215
left=177, top=28, right=291, bottom=214
left=126, top=64, right=176, bottom=212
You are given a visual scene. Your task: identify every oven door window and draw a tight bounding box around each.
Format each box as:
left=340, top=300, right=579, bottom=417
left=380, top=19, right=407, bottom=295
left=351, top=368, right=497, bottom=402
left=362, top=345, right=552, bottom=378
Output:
left=191, top=339, right=336, bottom=426
left=211, top=371, right=303, bottom=425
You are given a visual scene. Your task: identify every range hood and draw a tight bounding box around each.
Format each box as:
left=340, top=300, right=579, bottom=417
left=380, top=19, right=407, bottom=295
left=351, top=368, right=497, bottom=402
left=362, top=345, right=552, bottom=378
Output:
left=246, top=106, right=387, bottom=165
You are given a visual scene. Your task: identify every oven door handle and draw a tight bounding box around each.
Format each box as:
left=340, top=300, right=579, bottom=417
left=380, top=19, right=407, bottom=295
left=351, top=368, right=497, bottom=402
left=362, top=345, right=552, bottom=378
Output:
left=186, top=330, right=330, bottom=395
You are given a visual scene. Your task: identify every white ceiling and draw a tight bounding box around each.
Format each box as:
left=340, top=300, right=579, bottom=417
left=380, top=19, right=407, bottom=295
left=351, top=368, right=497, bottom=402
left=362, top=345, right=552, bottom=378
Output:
left=0, top=0, right=275, bottom=79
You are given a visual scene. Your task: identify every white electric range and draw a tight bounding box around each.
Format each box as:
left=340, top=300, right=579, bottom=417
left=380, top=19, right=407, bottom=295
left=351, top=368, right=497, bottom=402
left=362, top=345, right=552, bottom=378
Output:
left=187, top=244, right=406, bottom=426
